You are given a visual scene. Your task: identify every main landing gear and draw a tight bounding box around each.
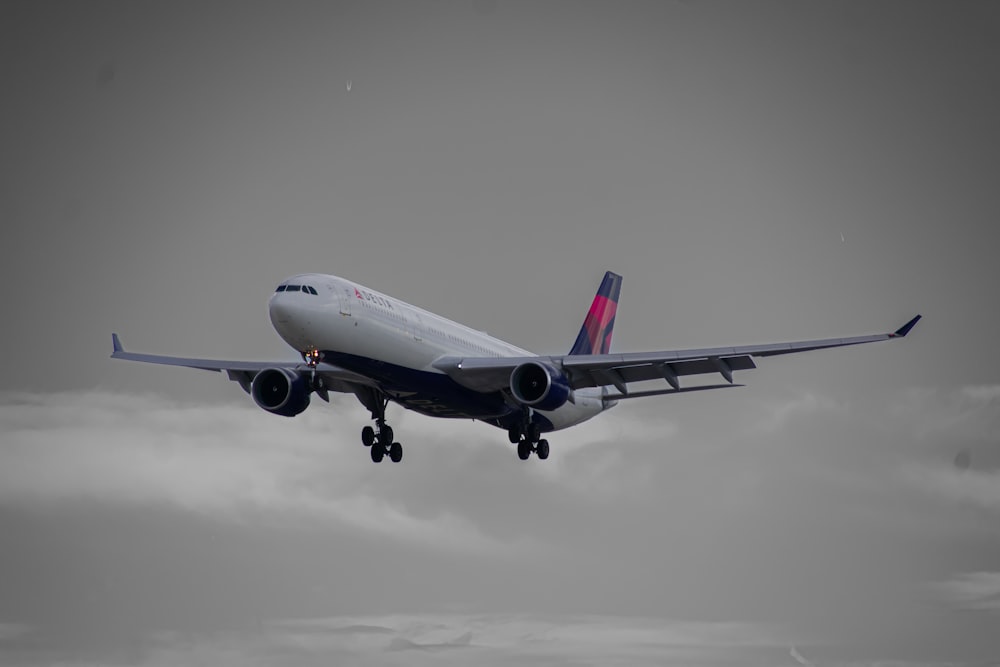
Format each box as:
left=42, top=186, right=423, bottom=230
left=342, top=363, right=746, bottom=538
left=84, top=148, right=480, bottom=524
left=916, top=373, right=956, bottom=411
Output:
left=508, top=415, right=549, bottom=461
left=358, top=389, right=402, bottom=463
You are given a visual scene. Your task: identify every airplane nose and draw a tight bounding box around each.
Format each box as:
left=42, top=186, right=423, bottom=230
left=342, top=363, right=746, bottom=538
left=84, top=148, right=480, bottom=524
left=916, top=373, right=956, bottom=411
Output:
left=269, top=296, right=293, bottom=324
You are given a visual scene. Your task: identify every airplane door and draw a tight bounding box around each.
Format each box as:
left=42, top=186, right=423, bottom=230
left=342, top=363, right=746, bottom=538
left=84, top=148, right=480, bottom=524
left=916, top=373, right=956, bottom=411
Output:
left=408, top=310, right=424, bottom=341
left=338, top=285, right=352, bottom=315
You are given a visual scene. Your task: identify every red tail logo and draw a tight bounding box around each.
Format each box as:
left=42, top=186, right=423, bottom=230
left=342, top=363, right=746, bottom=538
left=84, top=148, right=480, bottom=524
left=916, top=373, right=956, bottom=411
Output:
left=569, top=272, right=622, bottom=356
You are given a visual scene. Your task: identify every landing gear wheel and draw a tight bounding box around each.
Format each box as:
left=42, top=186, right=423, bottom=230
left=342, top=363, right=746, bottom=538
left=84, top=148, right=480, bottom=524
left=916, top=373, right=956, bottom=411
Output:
left=361, top=426, right=375, bottom=447
left=379, top=425, right=394, bottom=447
left=517, top=440, right=531, bottom=460
left=371, top=444, right=385, bottom=463
left=508, top=425, right=522, bottom=444
left=527, top=423, right=541, bottom=443
left=389, top=442, right=403, bottom=463
left=536, top=439, right=550, bottom=460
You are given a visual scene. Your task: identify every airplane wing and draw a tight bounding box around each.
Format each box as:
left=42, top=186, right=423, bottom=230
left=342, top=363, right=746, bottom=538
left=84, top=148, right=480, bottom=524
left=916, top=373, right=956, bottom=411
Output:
left=110, top=333, right=377, bottom=396
left=432, top=315, right=922, bottom=399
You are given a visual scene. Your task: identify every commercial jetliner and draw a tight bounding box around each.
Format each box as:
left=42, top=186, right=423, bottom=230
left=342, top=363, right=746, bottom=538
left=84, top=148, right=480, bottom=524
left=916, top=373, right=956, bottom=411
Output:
left=112, top=272, right=920, bottom=463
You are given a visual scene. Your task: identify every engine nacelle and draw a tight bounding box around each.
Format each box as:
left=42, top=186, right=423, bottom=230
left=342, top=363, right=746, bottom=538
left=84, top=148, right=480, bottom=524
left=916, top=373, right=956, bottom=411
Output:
left=251, top=368, right=311, bottom=417
left=509, top=361, right=572, bottom=411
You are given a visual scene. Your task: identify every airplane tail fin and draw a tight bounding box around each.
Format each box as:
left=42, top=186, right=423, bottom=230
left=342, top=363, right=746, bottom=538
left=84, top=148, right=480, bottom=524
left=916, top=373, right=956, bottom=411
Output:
left=569, top=271, right=623, bottom=356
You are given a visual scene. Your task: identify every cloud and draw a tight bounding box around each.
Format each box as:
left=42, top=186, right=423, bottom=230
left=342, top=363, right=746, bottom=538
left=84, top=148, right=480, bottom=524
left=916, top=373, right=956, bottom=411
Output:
left=4, top=384, right=1000, bottom=663
left=0, top=388, right=681, bottom=527
left=889, top=385, right=1000, bottom=444
left=0, top=623, right=31, bottom=642
left=930, top=572, right=1000, bottom=612
left=126, top=614, right=998, bottom=667
left=746, top=383, right=1000, bottom=465
left=524, top=408, right=675, bottom=500
left=137, top=613, right=786, bottom=667
left=885, top=384, right=1000, bottom=514
left=960, top=385, right=1000, bottom=403
left=899, top=463, right=1000, bottom=514
left=0, top=391, right=533, bottom=556
left=789, top=645, right=815, bottom=667
left=753, top=391, right=846, bottom=434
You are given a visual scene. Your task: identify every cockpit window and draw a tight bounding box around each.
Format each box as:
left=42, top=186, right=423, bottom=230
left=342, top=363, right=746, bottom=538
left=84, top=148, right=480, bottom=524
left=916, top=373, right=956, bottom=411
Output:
left=275, top=284, right=319, bottom=294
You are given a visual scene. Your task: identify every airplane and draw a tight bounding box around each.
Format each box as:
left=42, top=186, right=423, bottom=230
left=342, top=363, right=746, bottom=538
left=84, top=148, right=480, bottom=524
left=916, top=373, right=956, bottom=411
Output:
left=111, top=271, right=921, bottom=463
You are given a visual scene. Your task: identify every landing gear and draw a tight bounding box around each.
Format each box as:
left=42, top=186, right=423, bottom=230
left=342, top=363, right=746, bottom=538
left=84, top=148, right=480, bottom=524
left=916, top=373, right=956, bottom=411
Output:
left=536, top=439, right=549, bottom=460
left=361, top=424, right=394, bottom=448
left=511, top=411, right=550, bottom=461
left=515, top=434, right=550, bottom=461
left=357, top=389, right=403, bottom=464
left=362, top=422, right=402, bottom=464
left=367, top=434, right=401, bottom=463
left=517, top=440, right=531, bottom=460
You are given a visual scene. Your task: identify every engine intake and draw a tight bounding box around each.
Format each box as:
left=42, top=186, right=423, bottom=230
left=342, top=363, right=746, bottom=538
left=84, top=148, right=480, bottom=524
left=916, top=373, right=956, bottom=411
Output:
left=251, top=368, right=311, bottom=417
left=510, top=361, right=572, bottom=411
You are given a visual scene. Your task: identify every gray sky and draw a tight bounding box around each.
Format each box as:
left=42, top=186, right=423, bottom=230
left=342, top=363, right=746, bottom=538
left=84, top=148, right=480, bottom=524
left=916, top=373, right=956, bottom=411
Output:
left=2, top=1, right=1000, bottom=665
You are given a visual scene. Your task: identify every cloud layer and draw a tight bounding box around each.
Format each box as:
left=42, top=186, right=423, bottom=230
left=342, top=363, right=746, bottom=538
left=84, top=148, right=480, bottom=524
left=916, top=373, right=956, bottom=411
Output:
left=1, top=382, right=999, bottom=663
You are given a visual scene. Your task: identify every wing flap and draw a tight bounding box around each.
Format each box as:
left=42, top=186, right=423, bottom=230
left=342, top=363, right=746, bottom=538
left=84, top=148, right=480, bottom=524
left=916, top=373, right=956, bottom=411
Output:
left=569, top=355, right=755, bottom=389
left=603, top=383, right=744, bottom=402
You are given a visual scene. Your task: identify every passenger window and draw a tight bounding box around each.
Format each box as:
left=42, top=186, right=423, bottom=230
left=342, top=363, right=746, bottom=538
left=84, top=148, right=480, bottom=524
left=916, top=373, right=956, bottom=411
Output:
left=275, top=285, right=287, bottom=292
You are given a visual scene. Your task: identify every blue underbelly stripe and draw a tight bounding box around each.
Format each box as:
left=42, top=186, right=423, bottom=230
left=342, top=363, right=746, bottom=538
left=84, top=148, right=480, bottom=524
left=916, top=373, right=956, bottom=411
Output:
left=322, top=351, right=554, bottom=431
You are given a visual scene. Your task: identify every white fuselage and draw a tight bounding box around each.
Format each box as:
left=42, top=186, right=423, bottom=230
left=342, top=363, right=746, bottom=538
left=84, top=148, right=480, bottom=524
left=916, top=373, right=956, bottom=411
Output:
left=267, top=273, right=606, bottom=432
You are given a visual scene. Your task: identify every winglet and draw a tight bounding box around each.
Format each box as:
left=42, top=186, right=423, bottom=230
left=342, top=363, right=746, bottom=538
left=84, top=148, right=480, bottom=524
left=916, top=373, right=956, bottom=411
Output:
left=891, top=314, right=921, bottom=338
left=112, top=333, right=124, bottom=354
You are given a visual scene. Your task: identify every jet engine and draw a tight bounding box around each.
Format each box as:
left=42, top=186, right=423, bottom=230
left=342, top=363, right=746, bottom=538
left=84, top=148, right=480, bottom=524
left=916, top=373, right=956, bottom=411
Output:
left=251, top=368, right=311, bottom=417
left=509, top=361, right=572, bottom=411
